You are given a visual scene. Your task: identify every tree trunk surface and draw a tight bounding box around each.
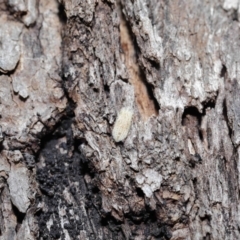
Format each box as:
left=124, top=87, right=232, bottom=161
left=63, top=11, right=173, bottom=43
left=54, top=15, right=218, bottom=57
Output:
left=0, top=0, right=239, bottom=239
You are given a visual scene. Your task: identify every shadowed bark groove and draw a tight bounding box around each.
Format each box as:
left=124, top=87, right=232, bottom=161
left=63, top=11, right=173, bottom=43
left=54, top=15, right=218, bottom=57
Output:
left=120, top=9, right=160, bottom=120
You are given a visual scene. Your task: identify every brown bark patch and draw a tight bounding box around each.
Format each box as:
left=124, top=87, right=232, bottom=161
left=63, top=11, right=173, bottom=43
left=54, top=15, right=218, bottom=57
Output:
left=120, top=17, right=158, bottom=120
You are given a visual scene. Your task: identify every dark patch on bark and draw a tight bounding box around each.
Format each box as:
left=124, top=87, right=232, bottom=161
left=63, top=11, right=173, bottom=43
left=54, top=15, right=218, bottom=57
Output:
left=220, top=64, right=227, bottom=78
left=223, top=98, right=232, bottom=139
left=182, top=98, right=216, bottom=143
left=182, top=106, right=203, bottom=140
left=203, top=233, right=211, bottom=240
left=182, top=106, right=202, bottom=126
left=12, top=204, right=25, bottom=230
left=207, top=125, right=212, bottom=150
left=189, top=153, right=202, bottom=168
left=58, top=2, right=67, bottom=24
left=139, top=68, right=161, bottom=113
left=35, top=117, right=131, bottom=239
left=192, top=177, right=198, bottom=198
left=136, top=187, right=145, bottom=198
left=202, top=98, right=216, bottom=113
left=232, top=9, right=239, bottom=21
left=35, top=119, right=101, bottom=239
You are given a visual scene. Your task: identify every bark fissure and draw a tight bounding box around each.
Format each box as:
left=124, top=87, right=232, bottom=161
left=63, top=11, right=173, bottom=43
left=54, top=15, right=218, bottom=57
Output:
left=120, top=9, right=159, bottom=120
left=223, top=98, right=233, bottom=142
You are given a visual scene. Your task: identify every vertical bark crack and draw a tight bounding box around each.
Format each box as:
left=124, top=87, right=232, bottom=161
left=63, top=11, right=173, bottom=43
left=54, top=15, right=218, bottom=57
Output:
left=223, top=98, right=233, bottom=141
left=119, top=11, right=159, bottom=120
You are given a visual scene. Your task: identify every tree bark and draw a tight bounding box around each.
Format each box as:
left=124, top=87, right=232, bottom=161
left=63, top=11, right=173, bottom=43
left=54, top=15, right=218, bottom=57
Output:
left=0, top=0, right=240, bottom=239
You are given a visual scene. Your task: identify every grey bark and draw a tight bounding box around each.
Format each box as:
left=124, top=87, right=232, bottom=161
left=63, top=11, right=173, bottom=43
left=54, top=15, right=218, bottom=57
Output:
left=0, top=0, right=240, bottom=239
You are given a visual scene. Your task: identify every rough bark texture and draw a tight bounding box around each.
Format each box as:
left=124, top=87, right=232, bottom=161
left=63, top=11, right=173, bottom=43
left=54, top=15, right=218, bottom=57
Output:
left=0, top=0, right=240, bottom=239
